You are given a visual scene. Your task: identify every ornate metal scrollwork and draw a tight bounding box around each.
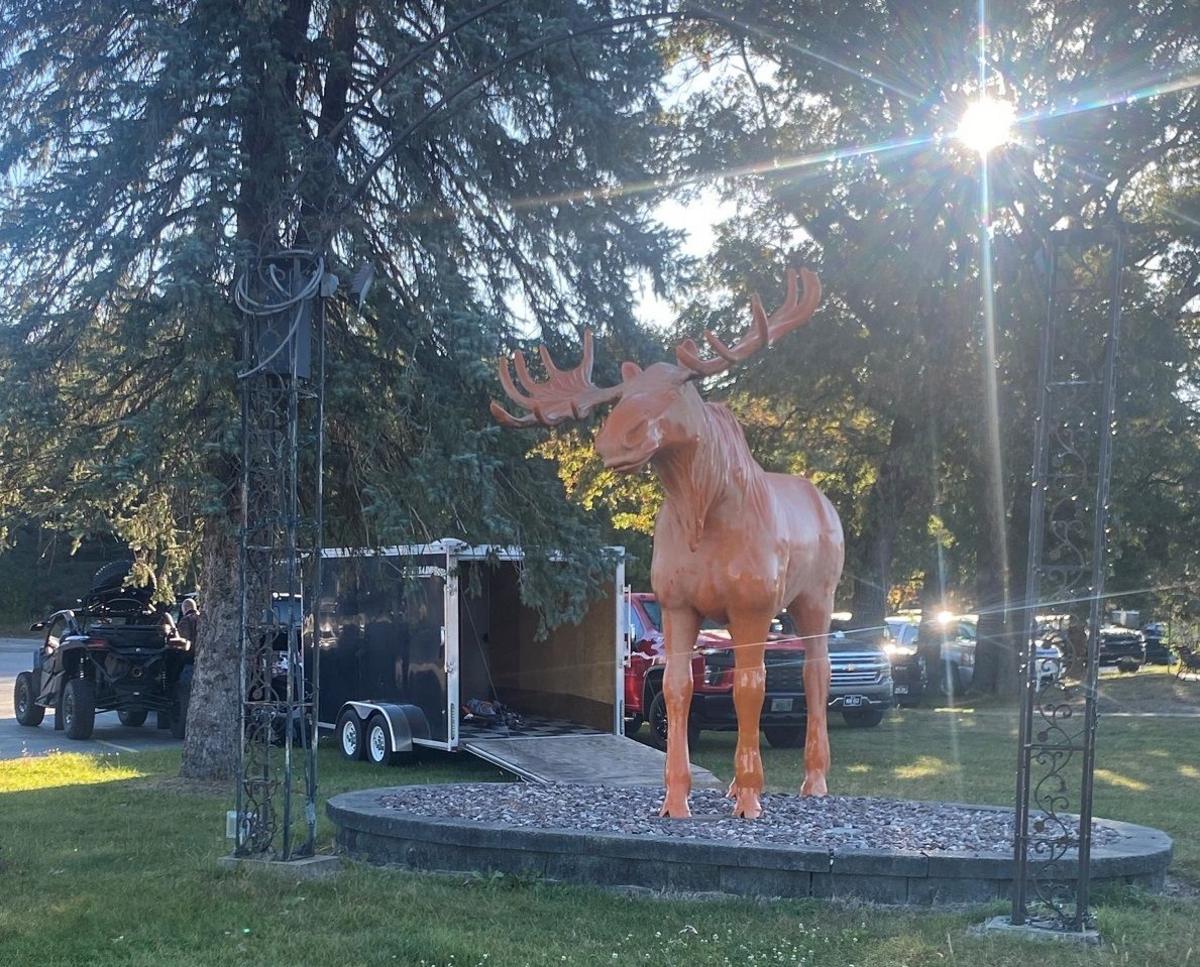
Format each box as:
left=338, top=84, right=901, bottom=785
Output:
left=1012, top=226, right=1124, bottom=933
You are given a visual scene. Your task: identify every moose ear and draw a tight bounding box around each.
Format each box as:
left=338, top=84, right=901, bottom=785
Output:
left=620, top=361, right=643, bottom=380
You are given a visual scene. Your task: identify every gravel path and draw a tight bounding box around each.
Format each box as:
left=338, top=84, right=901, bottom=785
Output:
left=380, top=784, right=1123, bottom=853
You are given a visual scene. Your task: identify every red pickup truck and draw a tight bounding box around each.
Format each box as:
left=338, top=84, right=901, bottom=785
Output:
left=624, top=592, right=893, bottom=749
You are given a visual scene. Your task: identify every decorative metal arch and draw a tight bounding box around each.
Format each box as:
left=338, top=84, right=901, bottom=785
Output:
left=1011, top=224, right=1125, bottom=932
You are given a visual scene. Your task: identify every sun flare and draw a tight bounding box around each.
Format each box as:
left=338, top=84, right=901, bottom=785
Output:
left=956, top=97, right=1016, bottom=155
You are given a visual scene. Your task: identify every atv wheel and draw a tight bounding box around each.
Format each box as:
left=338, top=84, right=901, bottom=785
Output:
left=648, top=690, right=700, bottom=752
left=63, top=678, right=97, bottom=740
left=171, top=680, right=190, bottom=740
left=14, top=672, right=44, bottom=727
left=118, top=708, right=148, bottom=727
left=336, top=709, right=366, bottom=760
left=764, top=724, right=806, bottom=748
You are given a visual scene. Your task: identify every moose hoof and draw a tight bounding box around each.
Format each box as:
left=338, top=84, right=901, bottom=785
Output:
left=659, top=796, right=692, bottom=819
left=725, top=778, right=739, bottom=800
left=800, top=773, right=828, bottom=797
left=730, top=789, right=762, bottom=819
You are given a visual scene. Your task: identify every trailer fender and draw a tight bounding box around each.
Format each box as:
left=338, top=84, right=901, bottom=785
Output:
left=339, top=702, right=430, bottom=753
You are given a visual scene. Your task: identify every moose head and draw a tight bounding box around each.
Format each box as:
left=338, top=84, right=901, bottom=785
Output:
left=489, top=268, right=822, bottom=463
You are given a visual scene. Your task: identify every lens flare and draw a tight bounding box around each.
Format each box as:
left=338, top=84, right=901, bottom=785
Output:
left=956, top=98, right=1015, bottom=155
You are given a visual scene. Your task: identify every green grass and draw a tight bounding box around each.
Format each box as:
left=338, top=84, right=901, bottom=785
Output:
left=2, top=697, right=1199, bottom=966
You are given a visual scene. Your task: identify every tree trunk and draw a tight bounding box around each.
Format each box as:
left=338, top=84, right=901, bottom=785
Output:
left=179, top=519, right=241, bottom=780
left=850, top=527, right=894, bottom=634
left=971, top=497, right=1019, bottom=696
left=848, top=414, right=921, bottom=635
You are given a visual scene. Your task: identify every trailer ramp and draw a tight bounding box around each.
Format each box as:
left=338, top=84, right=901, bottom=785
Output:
left=462, top=731, right=721, bottom=788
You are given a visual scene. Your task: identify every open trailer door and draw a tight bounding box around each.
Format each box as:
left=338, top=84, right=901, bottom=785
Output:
left=454, top=545, right=719, bottom=788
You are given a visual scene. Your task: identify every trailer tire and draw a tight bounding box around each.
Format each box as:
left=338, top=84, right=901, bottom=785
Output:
left=63, top=678, right=96, bottom=740
left=336, top=709, right=366, bottom=761
left=365, top=714, right=401, bottom=766
left=14, top=672, right=44, bottom=726
left=118, top=708, right=148, bottom=727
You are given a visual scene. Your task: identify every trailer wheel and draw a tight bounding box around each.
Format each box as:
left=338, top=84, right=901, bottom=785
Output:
left=336, top=709, right=366, bottom=761
left=117, top=708, right=148, bottom=727
left=14, top=672, right=44, bottom=727
left=365, top=714, right=399, bottom=766
left=63, top=678, right=96, bottom=740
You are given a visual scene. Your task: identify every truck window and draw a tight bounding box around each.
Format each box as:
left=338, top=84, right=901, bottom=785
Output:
left=641, top=600, right=662, bottom=632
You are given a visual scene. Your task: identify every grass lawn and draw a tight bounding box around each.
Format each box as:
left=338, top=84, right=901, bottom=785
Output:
left=1, top=675, right=1198, bottom=966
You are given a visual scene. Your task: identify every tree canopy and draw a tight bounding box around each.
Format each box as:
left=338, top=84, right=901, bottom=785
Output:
left=1, top=0, right=1197, bottom=776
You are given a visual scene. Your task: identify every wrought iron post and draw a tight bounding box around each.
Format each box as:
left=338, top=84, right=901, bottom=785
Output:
left=1011, top=224, right=1125, bottom=931
left=234, top=249, right=328, bottom=860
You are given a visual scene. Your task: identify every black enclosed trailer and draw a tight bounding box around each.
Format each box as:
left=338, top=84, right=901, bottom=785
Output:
left=313, top=540, right=719, bottom=786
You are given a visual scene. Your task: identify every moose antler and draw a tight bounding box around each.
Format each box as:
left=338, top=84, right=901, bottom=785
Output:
left=675, top=267, right=822, bottom=377
left=490, top=329, right=625, bottom=428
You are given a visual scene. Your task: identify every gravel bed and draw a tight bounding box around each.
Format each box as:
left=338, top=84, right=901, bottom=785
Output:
left=380, top=784, right=1124, bottom=853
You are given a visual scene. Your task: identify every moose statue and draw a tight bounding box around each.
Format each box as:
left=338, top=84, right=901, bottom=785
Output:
left=491, top=268, right=844, bottom=819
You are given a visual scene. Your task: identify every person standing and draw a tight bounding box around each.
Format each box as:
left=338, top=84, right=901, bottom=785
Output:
left=177, top=597, right=200, bottom=648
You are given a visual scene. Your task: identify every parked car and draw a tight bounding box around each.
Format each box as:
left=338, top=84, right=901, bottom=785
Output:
left=882, top=616, right=925, bottom=706
left=624, top=593, right=893, bottom=749
left=883, top=612, right=977, bottom=700
left=1099, top=624, right=1145, bottom=671
left=1035, top=614, right=1141, bottom=675
left=13, top=561, right=193, bottom=740
left=1142, top=623, right=1171, bottom=665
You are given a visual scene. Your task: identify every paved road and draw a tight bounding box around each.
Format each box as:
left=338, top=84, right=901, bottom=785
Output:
left=0, top=639, right=180, bottom=759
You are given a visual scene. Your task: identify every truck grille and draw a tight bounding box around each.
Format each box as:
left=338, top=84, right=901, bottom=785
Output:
left=764, top=651, right=804, bottom=691
left=763, top=650, right=888, bottom=690
left=831, top=652, right=888, bottom=686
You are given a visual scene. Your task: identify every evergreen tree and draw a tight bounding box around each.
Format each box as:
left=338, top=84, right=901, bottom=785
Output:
left=0, top=1, right=683, bottom=777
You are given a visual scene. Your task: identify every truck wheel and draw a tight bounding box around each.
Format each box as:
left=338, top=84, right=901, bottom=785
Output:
left=1118, top=658, right=1141, bottom=674
left=170, top=680, right=190, bottom=740
left=764, top=724, right=806, bottom=748
left=336, top=709, right=366, bottom=761
left=118, top=708, right=148, bottom=727
left=842, top=707, right=885, bottom=728
left=365, top=714, right=399, bottom=766
left=14, top=672, right=44, bottom=727
left=648, top=690, right=699, bottom=752
left=63, top=679, right=96, bottom=740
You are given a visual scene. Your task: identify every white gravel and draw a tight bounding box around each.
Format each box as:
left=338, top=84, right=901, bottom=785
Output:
left=380, top=783, right=1123, bottom=853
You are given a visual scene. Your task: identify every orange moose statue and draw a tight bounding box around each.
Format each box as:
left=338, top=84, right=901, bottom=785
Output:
left=491, top=269, right=844, bottom=819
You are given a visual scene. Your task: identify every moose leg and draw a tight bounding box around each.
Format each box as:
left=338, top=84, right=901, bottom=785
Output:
left=792, top=596, right=833, bottom=796
left=727, top=613, right=772, bottom=818
left=660, top=607, right=702, bottom=818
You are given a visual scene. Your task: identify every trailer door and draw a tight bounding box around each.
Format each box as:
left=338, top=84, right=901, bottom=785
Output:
left=392, top=554, right=450, bottom=748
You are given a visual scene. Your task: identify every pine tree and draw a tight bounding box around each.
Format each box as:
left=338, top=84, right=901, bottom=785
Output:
left=0, top=1, right=683, bottom=777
